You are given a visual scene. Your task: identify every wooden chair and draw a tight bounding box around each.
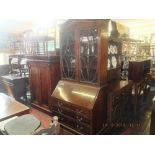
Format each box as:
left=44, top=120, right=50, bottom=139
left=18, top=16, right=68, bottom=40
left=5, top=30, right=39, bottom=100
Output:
left=150, top=96, right=155, bottom=134
left=132, top=80, right=145, bottom=116
left=143, top=73, right=151, bottom=102
left=132, top=73, right=151, bottom=116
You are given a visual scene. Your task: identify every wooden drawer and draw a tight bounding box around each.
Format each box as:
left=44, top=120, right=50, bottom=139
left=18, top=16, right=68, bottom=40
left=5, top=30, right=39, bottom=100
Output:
left=52, top=110, right=91, bottom=134
left=52, top=105, right=90, bottom=124
left=52, top=99, right=91, bottom=118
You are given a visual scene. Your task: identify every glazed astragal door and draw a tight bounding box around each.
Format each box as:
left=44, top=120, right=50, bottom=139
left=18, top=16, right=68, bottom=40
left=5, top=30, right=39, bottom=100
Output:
left=61, top=31, right=76, bottom=80
left=80, top=28, right=98, bottom=84
left=107, top=42, right=121, bottom=70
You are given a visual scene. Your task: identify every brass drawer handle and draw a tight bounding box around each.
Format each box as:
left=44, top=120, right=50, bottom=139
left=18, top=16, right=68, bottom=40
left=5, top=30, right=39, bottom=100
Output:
left=58, top=108, right=63, bottom=113
left=76, top=109, right=83, bottom=114
left=60, top=117, right=64, bottom=121
left=57, top=101, right=63, bottom=106
left=76, top=124, right=83, bottom=130
left=76, top=116, right=83, bottom=121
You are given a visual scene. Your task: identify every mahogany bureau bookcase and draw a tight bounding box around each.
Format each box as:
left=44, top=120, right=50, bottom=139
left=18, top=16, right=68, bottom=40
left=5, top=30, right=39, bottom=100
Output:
left=51, top=19, right=133, bottom=134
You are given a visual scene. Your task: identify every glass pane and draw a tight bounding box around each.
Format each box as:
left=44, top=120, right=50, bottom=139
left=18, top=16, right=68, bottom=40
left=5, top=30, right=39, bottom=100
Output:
left=61, top=31, right=76, bottom=80
left=108, top=43, right=121, bottom=69
left=47, top=41, right=55, bottom=51
left=80, top=28, right=98, bottom=83
left=38, top=42, right=44, bottom=54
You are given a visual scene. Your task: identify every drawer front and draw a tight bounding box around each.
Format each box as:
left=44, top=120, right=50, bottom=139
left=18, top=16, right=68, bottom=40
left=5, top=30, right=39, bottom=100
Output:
left=52, top=99, right=91, bottom=120
left=52, top=105, right=90, bottom=124
left=52, top=110, right=91, bottom=134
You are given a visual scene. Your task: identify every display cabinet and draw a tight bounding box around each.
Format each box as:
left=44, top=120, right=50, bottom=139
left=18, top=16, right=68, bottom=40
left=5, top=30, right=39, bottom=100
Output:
left=51, top=19, right=130, bottom=134
left=60, top=21, right=107, bottom=85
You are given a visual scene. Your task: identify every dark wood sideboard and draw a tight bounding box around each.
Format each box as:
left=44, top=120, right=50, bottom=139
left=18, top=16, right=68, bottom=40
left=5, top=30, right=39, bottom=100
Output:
left=28, top=55, right=60, bottom=114
left=1, top=74, right=28, bottom=103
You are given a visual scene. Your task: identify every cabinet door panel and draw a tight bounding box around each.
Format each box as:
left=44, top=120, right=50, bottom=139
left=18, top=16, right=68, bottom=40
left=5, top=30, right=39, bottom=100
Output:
left=29, top=66, right=41, bottom=104
left=61, top=31, right=76, bottom=80
left=80, top=28, right=98, bottom=83
left=40, top=67, right=49, bottom=105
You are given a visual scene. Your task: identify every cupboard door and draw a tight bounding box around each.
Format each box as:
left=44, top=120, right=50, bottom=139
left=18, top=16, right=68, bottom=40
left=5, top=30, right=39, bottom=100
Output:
left=39, top=66, right=49, bottom=106
left=29, top=65, right=41, bottom=104
left=80, top=28, right=98, bottom=83
left=61, top=31, right=76, bottom=80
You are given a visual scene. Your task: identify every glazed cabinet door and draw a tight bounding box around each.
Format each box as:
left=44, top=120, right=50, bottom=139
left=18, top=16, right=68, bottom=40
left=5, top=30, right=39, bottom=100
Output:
left=61, top=31, right=76, bottom=80
left=79, top=28, right=98, bottom=84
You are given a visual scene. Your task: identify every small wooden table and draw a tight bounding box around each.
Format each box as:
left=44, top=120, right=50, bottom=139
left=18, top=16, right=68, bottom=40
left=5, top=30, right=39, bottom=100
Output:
left=0, top=93, right=30, bottom=122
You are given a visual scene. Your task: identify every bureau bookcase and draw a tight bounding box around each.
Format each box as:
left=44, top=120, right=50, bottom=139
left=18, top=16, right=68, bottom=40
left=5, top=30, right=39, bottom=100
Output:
left=51, top=19, right=132, bottom=134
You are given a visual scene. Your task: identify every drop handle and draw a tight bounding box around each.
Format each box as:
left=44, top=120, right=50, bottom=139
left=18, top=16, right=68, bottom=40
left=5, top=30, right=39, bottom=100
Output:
left=76, top=109, right=83, bottom=114
left=76, top=116, right=83, bottom=121
left=76, top=124, right=83, bottom=130
left=60, top=117, right=64, bottom=121
left=57, top=101, right=63, bottom=107
left=58, top=108, right=63, bottom=113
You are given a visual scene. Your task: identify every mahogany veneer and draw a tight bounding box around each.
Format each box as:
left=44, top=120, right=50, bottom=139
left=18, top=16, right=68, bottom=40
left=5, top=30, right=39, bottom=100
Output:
left=107, top=80, right=133, bottom=125
left=28, top=55, right=60, bottom=114
left=51, top=19, right=131, bottom=134
left=1, top=74, right=28, bottom=102
left=0, top=93, right=30, bottom=121
left=51, top=80, right=107, bottom=134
